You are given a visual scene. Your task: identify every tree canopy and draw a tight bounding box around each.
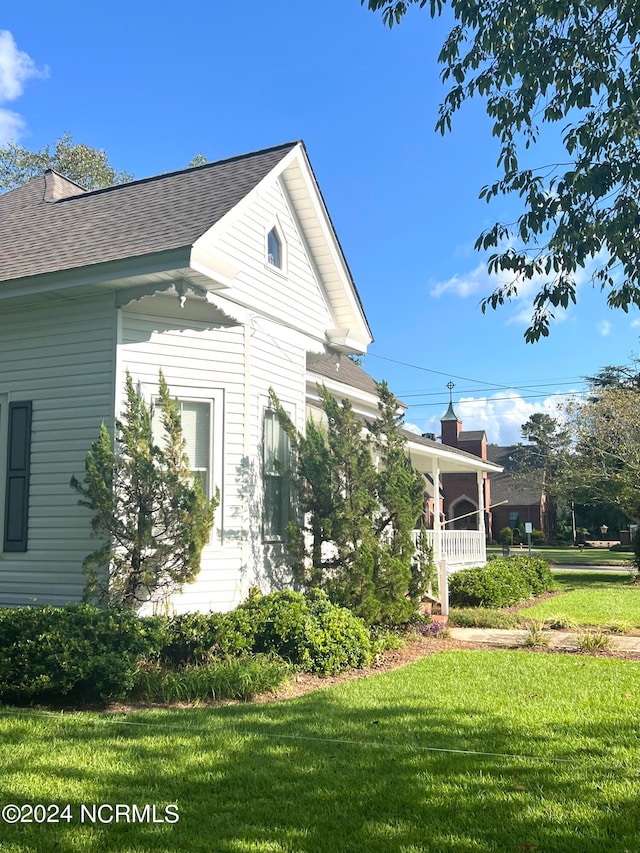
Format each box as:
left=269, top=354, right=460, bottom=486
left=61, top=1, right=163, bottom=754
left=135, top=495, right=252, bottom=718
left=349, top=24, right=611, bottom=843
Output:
left=564, top=386, right=640, bottom=524
left=0, top=131, right=133, bottom=191
left=271, top=382, right=432, bottom=626
left=364, top=0, right=640, bottom=341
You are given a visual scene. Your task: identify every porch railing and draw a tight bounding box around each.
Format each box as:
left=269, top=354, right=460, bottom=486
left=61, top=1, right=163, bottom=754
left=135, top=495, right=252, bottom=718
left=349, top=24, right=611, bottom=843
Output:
left=412, top=529, right=486, bottom=570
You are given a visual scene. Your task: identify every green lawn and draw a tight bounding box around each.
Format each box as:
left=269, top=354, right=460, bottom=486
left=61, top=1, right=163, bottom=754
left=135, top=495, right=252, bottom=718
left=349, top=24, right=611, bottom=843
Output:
left=1, top=650, right=639, bottom=852
left=488, top=545, right=634, bottom=566
left=519, top=571, right=640, bottom=629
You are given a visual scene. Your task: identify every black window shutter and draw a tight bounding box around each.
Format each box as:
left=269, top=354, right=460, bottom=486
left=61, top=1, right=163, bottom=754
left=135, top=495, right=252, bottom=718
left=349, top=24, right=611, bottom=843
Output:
left=4, top=401, right=32, bottom=552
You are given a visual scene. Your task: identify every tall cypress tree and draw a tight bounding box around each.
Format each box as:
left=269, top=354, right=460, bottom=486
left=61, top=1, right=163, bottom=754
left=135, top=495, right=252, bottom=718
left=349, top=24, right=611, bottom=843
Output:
left=71, top=370, right=216, bottom=609
left=273, top=382, right=433, bottom=625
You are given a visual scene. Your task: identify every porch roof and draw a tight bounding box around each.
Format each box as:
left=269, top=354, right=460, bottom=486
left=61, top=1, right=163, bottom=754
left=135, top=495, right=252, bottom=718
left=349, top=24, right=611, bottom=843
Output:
left=403, top=430, right=503, bottom=475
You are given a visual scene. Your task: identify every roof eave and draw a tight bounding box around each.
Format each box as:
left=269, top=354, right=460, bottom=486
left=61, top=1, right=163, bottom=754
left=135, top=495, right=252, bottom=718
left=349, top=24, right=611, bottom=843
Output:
left=0, top=247, right=195, bottom=301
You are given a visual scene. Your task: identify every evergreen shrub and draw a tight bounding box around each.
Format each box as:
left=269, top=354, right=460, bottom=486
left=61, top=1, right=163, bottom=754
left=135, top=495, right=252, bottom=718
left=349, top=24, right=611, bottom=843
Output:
left=448, top=556, right=555, bottom=609
left=0, top=604, right=147, bottom=703
left=147, top=589, right=374, bottom=675
left=221, top=588, right=373, bottom=674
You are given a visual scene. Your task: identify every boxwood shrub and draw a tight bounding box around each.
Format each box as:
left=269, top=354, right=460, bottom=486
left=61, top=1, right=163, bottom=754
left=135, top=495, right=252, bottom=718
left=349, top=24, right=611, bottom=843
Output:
left=0, top=604, right=147, bottom=704
left=216, top=588, right=373, bottom=674
left=143, top=589, right=374, bottom=675
left=0, top=589, right=376, bottom=707
left=448, top=556, right=555, bottom=609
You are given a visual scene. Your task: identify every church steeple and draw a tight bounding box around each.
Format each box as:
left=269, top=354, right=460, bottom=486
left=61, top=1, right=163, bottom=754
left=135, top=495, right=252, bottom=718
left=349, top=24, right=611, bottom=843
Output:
left=440, top=381, right=462, bottom=445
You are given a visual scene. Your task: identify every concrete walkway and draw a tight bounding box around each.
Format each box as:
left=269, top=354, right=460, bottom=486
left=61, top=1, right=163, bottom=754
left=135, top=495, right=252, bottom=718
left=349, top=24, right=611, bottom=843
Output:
left=448, top=627, right=640, bottom=653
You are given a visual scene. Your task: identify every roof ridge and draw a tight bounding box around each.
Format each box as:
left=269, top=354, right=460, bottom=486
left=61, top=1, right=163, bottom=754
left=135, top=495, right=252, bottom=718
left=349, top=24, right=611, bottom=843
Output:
left=57, top=140, right=302, bottom=202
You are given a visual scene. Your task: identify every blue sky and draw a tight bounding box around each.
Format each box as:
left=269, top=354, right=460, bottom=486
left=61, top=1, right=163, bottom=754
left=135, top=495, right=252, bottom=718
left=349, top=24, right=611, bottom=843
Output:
left=3, top=1, right=639, bottom=445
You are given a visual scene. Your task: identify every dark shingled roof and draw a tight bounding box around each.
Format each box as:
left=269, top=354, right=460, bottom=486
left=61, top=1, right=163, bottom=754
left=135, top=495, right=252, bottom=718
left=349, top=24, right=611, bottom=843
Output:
left=459, top=430, right=486, bottom=442
left=0, top=141, right=298, bottom=283
left=307, top=354, right=382, bottom=398
left=487, top=445, right=543, bottom=505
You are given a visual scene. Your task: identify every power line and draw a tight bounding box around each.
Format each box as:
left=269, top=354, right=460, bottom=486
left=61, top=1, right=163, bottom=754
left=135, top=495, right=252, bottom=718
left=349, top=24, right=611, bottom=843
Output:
left=364, top=353, right=588, bottom=401
left=365, top=353, right=514, bottom=389
left=398, top=380, right=586, bottom=399
left=407, top=389, right=586, bottom=410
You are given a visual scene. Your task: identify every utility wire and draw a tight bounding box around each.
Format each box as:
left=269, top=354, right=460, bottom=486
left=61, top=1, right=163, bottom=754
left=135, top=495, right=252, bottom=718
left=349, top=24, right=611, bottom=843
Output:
left=0, top=708, right=579, bottom=766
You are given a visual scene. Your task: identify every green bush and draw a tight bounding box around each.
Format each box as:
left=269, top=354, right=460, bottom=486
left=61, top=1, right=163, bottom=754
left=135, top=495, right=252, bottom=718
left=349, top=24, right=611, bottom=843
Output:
left=0, top=604, right=147, bottom=703
left=531, top=529, right=545, bottom=545
left=448, top=556, right=555, bottom=609
left=146, top=589, right=374, bottom=676
left=225, top=589, right=373, bottom=674
left=498, top=526, right=513, bottom=545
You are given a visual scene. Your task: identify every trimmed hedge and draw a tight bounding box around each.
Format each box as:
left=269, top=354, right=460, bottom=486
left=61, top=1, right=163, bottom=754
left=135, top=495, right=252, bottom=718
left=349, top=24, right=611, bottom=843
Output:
left=150, top=589, right=373, bottom=675
left=0, top=590, right=376, bottom=707
left=448, top=556, right=555, bottom=609
left=0, top=604, right=147, bottom=703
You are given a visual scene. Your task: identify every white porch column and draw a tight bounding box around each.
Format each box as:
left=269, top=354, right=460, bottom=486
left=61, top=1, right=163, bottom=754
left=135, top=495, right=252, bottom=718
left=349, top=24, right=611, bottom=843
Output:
left=431, top=458, right=441, bottom=565
left=476, top=470, right=486, bottom=541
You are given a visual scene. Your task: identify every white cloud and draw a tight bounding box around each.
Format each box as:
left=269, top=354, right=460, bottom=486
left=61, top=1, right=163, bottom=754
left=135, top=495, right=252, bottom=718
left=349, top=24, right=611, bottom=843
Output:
left=0, top=108, right=24, bottom=144
left=403, top=422, right=422, bottom=436
left=599, top=320, right=612, bottom=337
left=429, top=262, right=492, bottom=299
left=414, top=390, right=574, bottom=446
left=430, top=249, right=607, bottom=329
left=0, top=30, right=46, bottom=144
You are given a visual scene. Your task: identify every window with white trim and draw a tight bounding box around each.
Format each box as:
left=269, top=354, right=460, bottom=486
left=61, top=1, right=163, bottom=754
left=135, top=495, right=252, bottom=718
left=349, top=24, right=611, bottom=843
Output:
left=263, top=409, right=292, bottom=540
left=267, top=227, right=282, bottom=269
left=152, top=398, right=213, bottom=497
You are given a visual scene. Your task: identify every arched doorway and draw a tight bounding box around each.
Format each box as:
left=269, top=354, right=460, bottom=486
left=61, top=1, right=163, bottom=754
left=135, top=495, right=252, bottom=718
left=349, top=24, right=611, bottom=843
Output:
left=449, top=496, right=478, bottom=530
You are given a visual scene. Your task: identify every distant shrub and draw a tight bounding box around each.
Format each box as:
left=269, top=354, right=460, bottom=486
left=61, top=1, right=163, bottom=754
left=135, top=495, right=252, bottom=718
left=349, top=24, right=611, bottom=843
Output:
left=498, top=527, right=513, bottom=545
left=531, top=529, right=545, bottom=545
left=609, top=543, right=633, bottom=553
left=0, top=604, right=147, bottom=704
left=448, top=556, right=555, bottom=609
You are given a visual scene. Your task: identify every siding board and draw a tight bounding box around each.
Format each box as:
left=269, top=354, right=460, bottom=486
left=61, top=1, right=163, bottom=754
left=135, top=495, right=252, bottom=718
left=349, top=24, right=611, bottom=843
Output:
left=0, top=294, right=115, bottom=607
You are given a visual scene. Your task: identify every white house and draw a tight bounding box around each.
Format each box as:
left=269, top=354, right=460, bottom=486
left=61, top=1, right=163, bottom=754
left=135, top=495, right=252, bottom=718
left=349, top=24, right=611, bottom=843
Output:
left=0, top=141, right=501, bottom=612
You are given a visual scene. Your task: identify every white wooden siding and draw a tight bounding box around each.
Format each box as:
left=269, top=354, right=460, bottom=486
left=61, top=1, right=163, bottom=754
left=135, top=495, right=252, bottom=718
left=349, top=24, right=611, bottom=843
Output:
left=0, top=293, right=116, bottom=607
left=201, top=179, right=335, bottom=343
left=119, top=298, right=248, bottom=613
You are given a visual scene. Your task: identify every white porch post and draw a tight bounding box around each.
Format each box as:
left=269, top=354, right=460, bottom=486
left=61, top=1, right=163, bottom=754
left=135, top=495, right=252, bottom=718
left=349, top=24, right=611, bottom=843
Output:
left=476, top=470, right=486, bottom=540
left=477, top=470, right=487, bottom=566
left=431, top=459, right=441, bottom=565
left=432, top=459, right=449, bottom=615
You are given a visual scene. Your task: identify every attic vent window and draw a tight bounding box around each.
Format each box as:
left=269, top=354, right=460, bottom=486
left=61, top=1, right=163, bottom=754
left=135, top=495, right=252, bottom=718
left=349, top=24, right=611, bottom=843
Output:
left=267, top=228, right=282, bottom=269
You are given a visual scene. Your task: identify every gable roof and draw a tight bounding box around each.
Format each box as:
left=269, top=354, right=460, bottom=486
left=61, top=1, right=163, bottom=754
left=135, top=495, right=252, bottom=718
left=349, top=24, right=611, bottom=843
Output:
left=459, top=430, right=487, bottom=441
left=487, top=445, right=544, bottom=505
left=0, top=142, right=298, bottom=284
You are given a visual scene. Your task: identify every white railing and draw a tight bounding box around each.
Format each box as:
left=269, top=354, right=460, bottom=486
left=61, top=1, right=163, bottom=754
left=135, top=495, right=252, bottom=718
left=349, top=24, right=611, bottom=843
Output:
left=412, top=529, right=486, bottom=569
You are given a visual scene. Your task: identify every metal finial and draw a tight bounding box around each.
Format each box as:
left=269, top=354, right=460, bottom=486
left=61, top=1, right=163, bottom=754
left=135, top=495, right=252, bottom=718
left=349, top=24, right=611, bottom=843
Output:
left=446, top=381, right=455, bottom=403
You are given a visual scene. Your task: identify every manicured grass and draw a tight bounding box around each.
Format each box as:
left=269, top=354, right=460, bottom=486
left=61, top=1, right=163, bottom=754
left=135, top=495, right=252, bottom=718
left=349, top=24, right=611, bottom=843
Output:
left=520, top=571, right=640, bottom=630
left=488, top=545, right=634, bottom=567
left=1, top=650, right=639, bottom=851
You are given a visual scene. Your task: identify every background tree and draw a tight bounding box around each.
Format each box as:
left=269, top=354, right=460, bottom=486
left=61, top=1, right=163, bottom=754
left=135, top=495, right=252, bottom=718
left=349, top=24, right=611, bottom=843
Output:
left=0, top=131, right=133, bottom=190
left=71, top=370, right=216, bottom=609
left=273, top=383, right=432, bottom=626
left=364, top=0, right=640, bottom=341
left=505, top=412, right=570, bottom=540
left=563, top=387, right=640, bottom=526
left=585, top=357, right=640, bottom=397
